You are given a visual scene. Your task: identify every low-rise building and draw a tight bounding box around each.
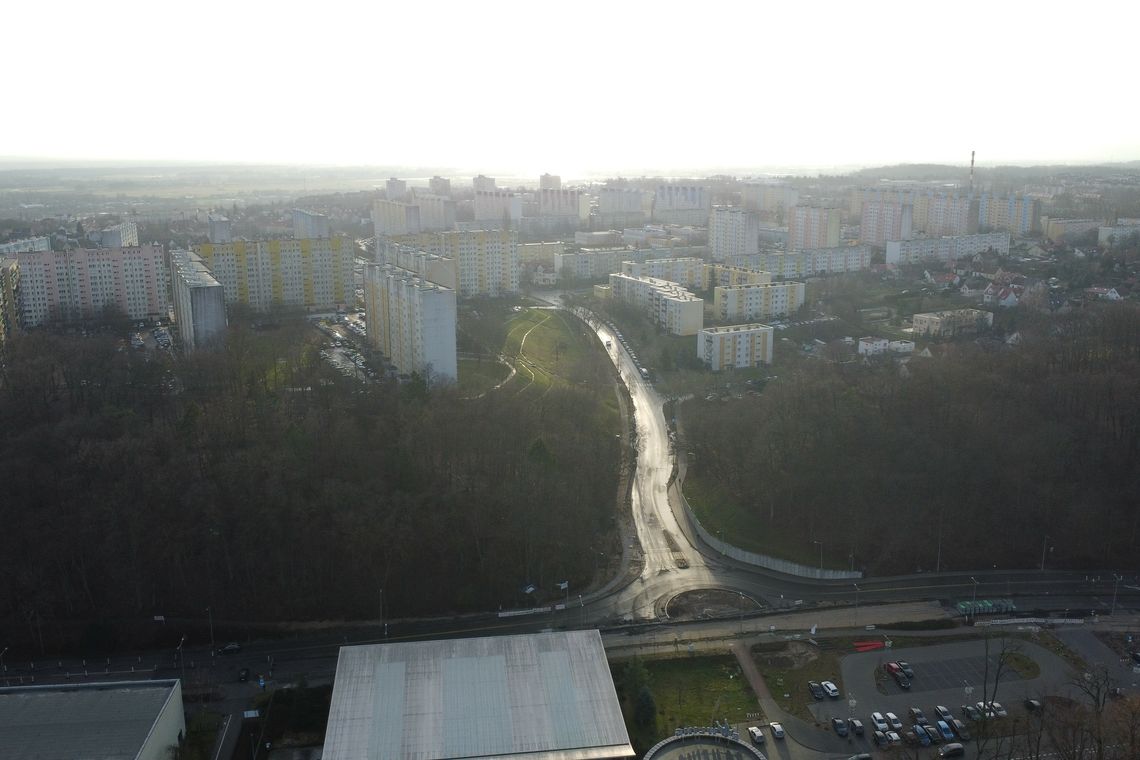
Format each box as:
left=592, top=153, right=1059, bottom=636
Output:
left=703, top=263, right=772, bottom=289
left=608, top=273, right=704, bottom=335
left=698, top=323, right=773, bottom=370
left=911, top=308, right=993, bottom=337
left=620, top=257, right=705, bottom=289
left=1085, top=286, right=1122, bottom=301
left=857, top=336, right=889, bottom=356
left=1098, top=223, right=1140, bottom=247
left=889, top=339, right=915, bottom=353
left=885, top=232, right=1010, bottom=267
left=1042, top=217, right=1100, bottom=244
left=169, top=249, right=227, bottom=351
left=713, top=281, right=805, bottom=322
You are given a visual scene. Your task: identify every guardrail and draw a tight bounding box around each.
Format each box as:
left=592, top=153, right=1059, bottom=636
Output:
left=974, top=617, right=1085, bottom=627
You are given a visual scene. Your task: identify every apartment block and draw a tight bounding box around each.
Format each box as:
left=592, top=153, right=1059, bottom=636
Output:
left=539, top=173, right=561, bottom=191
left=1098, top=223, right=1140, bottom=246
left=596, top=187, right=647, bottom=228
left=208, top=214, right=233, bottom=244
left=607, top=273, right=704, bottom=336
left=703, top=263, right=772, bottom=289
left=740, top=184, right=799, bottom=214
left=474, top=190, right=522, bottom=225
left=472, top=175, right=497, bottom=192
left=17, top=245, right=168, bottom=327
left=913, top=192, right=978, bottom=237
left=713, top=281, right=805, bottom=322
left=0, top=236, right=50, bottom=255
left=858, top=190, right=914, bottom=246
left=554, top=247, right=678, bottom=282
left=169, top=249, right=227, bottom=351
left=385, top=178, right=407, bottom=201
left=429, top=176, right=452, bottom=196
left=728, top=246, right=872, bottom=278
left=709, top=206, right=760, bottom=261
left=653, top=184, right=711, bottom=225
left=373, top=199, right=422, bottom=236
left=698, top=323, right=773, bottom=370
left=379, top=240, right=457, bottom=290
left=538, top=188, right=586, bottom=221
left=292, top=209, right=331, bottom=239
left=857, top=336, right=889, bottom=356
left=911, top=308, right=993, bottom=337
left=362, top=262, right=457, bottom=382
left=0, top=257, right=20, bottom=344
left=620, top=257, right=705, bottom=289
left=192, top=237, right=353, bottom=311
left=1042, top=217, right=1100, bottom=244
left=885, top=232, right=1010, bottom=267
left=977, top=194, right=1040, bottom=235
left=408, top=190, right=457, bottom=231
left=787, top=206, right=841, bottom=250
left=93, top=221, right=139, bottom=249
left=387, top=230, right=519, bottom=297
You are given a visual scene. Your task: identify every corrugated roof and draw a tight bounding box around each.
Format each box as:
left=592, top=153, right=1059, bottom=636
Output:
left=0, top=679, right=180, bottom=760
left=324, top=630, right=634, bottom=760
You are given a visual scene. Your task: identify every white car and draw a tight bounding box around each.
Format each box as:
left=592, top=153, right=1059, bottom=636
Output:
left=821, top=680, right=840, bottom=698
left=886, top=712, right=903, bottom=730
left=769, top=722, right=785, bottom=739
left=871, top=712, right=888, bottom=732
left=747, top=726, right=764, bottom=744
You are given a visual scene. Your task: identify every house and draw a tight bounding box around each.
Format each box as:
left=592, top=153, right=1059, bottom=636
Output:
left=1084, top=286, right=1122, bottom=301
left=889, top=339, right=915, bottom=353
left=983, top=282, right=1021, bottom=308
left=857, top=336, right=889, bottom=356
left=959, top=278, right=988, bottom=298
left=924, top=270, right=960, bottom=290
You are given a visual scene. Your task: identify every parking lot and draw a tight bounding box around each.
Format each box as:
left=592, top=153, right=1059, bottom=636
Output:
left=900, top=655, right=1021, bottom=694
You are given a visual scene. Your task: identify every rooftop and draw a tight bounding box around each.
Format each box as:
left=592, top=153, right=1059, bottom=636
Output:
left=702, top=323, right=771, bottom=334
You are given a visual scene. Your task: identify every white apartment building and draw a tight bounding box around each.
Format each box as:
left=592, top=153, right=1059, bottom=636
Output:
left=857, top=336, right=889, bottom=356
left=728, top=247, right=872, bottom=278
left=385, top=178, right=407, bottom=201
left=555, top=247, right=678, bottom=282
left=709, top=206, right=760, bottom=261
left=429, top=176, right=452, bottom=196
left=362, top=262, right=457, bottom=382
left=94, top=221, right=139, bottom=249
left=538, top=188, right=587, bottom=221
left=474, top=190, right=522, bottom=224
left=698, top=323, right=773, bottom=370
left=169, top=249, right=227, bottom=351
left=373, top=199, right=422, bottom=236
left=787, top=206, right=841, bottom=250
left=387, top=229, right=519, bottom=297
left=653, top=184, right=711, bottom=225
left=472, top=175, right=497, bottom=192
left=740, top=183, right=799, bottom=213
left=17, top=245, right=168, bottom=326
left=620, top=257, right=705, bottom=289
left=885, top=232, right=1010, bottom=267
left=596, top=188, right=647, bottom=227
left=208, top=214, right=233, bottom=244
left=408, top=190, right=457, bottom=231
left=1098, top=223, right=1140, bottom=246
left=379, top=241, right=457, bottom=290
left=0, top=236, right=51, bottom=255
left=713, top=281, right=805, bottom=322
left=192, top=237, right=354, bottom=311
left=539, top=173, right=561, bottom=190
left=607, top=273, right=704, bottom=335
left=292, top=209, right=330, bottom=239
left=859, top=192, right=914, bottom=246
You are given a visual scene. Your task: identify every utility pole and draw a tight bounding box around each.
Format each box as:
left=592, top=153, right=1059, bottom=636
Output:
left=1111, top=574, right=1122, bottom=615
left=1040, top=536, right=1051, bottom=571
left=813, top=540, right=824, bottom=572
left=176, top=636, right=186, bottom=686
left=970, top=577, right=979, bottom=621
left=853, top=583, right=860, bottom=628
left=206, top=608, right=215, bottom=655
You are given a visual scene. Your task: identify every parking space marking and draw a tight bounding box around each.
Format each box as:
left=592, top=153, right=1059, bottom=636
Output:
left=895, top=656, right=1022, bottom=694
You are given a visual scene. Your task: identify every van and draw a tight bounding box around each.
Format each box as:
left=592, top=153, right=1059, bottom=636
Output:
left=939, top=743, right=965, bottom=758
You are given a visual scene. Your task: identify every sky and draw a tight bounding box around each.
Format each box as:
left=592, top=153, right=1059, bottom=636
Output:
left=4, top=0, right=1139, bottom=175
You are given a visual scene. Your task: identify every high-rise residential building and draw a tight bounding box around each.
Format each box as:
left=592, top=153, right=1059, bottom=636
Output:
left=362, top=262, right=456, bottom=382
left=0, top=236, right=51, bottom=255
left=859, top=190, right=914, bottom=246
left=373, top=194, right=456, bottom=237
left=472, top=174, right=497, bottom=192
left=977, top=193, right=1039, bottom=235
left=787, top=206, right=841, bottom=250
left=620, top=257, right=706, bottom=289
left=378, top=240, right=457, bottom=290
left=653, top=184, right=711, bottom=225
left=740, top=183, right=799, bottom=214
left=292, top=209, right=331, bottom=239
left=16, top=246, right=169, bottom=327
left=596, top=187, right=647, bottom=228
left=539, top=173, right=561, bottom=191
left=710, top=206, right=761, bottom=260
left=538, top=188, right=584, bottom=218
left=208, top=214, right=233, bottom=244
left=385, top=178, right=407, bottom=201
left=885, top=232, right=1010, bottom=267
left=713, top=281, right=806, bottom=321
left=703, top=263, right=772, bottom=289
left=168, top=249, right=227, bottom=351
left=94, top=221, right=139, bottom=249
left=607, top=273, right=704, bottom=335
left=408, top=190, right=457, bottom=231
left=698, top=323, right=774, bottom=370
left=473, top=190, right=522, bottom=225
left=192, top=237, right=353, bottom=311
left=429, top=176, right=452, bottom=196
left=913, top=192, right=978, bottom=237
left=1098, top=222, right=1140, bottom=247
left=386, top=230, right=519, bottom=297
left=0, top=257, right=21, bottom=344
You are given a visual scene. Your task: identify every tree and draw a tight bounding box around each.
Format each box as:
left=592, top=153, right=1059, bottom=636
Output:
left=634, top=685, right=657, bottom=729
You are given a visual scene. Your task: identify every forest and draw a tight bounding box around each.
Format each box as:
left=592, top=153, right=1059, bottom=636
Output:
left=680, top=303, right=1140, bottom=575
left=0, top=319, right=622, bottom=652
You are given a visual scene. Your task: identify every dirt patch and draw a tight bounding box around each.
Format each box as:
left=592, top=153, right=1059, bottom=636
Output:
left=667, top=589, right=765, bottom=621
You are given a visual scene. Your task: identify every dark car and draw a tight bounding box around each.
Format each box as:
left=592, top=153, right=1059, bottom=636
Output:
left=951, top=719, right=971, bottom=740
left=961, top=704, right=982, bottom=721
left=1025, top=698, right=1043, bottom=712
left=873, top=730, right=888, bottom=747
left=237, top=667, right=250, bottom=682
left=808, top=681, right=825, bottom=700
left=897, top=660, right=915, bottom=678
left=847, top=718, right=864, bottom=736
left=217, top=642, right=242, bottom=655
left=909, top=707, right=928, bottom=725
left=894, top=672, right=912, bottom=690
left=833, top=718, right=849, bottom=737
left=923, top=725, right=942, bottom=744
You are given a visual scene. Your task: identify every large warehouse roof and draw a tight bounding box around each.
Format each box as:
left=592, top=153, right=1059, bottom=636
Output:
left=0, top=679, right=183, bottom=760
left=324, top=630, right=635, bottom=760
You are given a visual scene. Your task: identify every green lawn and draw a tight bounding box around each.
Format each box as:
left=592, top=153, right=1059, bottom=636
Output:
left=457, top=357, right=511, bottom=396
left=753, top=642, right=845, bottom=724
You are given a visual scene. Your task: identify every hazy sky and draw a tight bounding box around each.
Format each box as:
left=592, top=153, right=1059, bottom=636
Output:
left=5, top=0, right=1139, bottom=174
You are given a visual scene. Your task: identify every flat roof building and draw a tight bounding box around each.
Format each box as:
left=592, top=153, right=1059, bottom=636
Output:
left=0, top=679, right=184, bottom=760
left=608, top=273, right=704, bottom=336
left=698, top=323, right=774, bottom=370
left=324, top=630, right=633, bottom=760
left=169, top=249, right=227, bottom=351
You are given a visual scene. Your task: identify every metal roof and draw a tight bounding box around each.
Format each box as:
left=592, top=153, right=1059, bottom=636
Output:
left=0, top=679, right=181, bottom=760
left=324, top=630, right=634, bottom=760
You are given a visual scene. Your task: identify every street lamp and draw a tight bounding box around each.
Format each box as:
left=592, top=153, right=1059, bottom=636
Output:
left=176, top=636, right=186, bottom=686
left=1040, top=536, right=1052, bottom=571
left=853, top=583, right=860, bottom=628
left=206, top=608, right=215, bottom=655
left=1111, top=574, right=1123, bottom=616
left=812, top=540, right=824, bottom=571
left=0, top=647, right=7, bottom=673
left=739, top=592, right=745, bottom=634
left=970, top=576, right=979, bottom=620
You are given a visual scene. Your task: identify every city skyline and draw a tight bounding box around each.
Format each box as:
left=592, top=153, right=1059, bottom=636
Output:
left=5, top=0, right=1139, bottom=173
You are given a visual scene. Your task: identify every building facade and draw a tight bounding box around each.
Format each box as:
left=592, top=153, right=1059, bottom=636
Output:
left=607, top=273, right=704, bottom=335
left=740, top=183, right=799, bottom=214
left=192, top=237, right=353, bottom=311
left=0, top=236, right=51, bottom=255
left=429, top=176, right=452, bottom=196
left=703, top=263, right=772, bottom=289
left=709, top=206, right=760, bottom=261
left=698, top=323, right=773, bottom=370
left=885, top=232, right=1010, bottom=267
left=292, top=209, right=331, bottom=239
left=787, top=206, right=840, bottom=250
left=363, top=262, right=457, bottom=382
left=620, top=257, right=705, bottom=289
left=385, top=178, right=407, bottom=200
left=728, top=247, right=872, bottom=278
left=0, top=257, right=20, bottom=344
left=17, top=246, right=168, bottom=327
left=207, top=214, right=233, bottom=244
left=95, top=221, right=139, bottom=249
left=474, top=190, right=522, bottom=224
left=911, top=308, right=993, bottom=337
left=389, top=230, right=519, bottom=297
left=1042, top=217, right=1100, bottom=243
left=859, top=190, right=914, bottom=246
left=169, top=249, right=227, bottom=351
left=713, top=281, right=805, bottom=321
left=596, top=187, right=647, bottom=228
left=653, top=184, right=711, bottom=225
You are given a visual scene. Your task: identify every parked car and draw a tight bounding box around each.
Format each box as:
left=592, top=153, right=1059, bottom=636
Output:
left=894, top=672, right=912, bottom=690
left=991, top=701, right=1008, bottom=718
left=886, top=712, right=903, bottom=730
left=833, top=718, right=849, bottom=737
left=909, top=707, right=928, bottom=725
left=1025, top=698, right=1042, bottom=712
left=940, top=742, right=966, bottom=758
left=217, top=642, right=241, bottom=655
left=769, top=722, right=784, bottom=739
left=937, top=720, right=955, bottom=741
left=886, top=731, right=902, bottom=746
left=951, top=719, right=971, bottom=740
left=961, top=704, right=982, bottom=721
left=923, top=725, right=943, bottom=745
left=748, top=726, right=765, bottom=745
left=808, top=681, right=825, bottom=700
left=871, top=712, right=888, bottom=732
left=911, top=726, right=931, bottom=747
left=934, top=705, right=953, bottom=723
left=822, top=680, right=840, bottom=698
left=897, top=660, right=915, bottom=678
left=847, top=718, right=864, bottom=736
left=873, top=730, right=888, bottom=748
left=886, top=661, right=902, bottom=675
left=975, top=701, right=996, bottom=718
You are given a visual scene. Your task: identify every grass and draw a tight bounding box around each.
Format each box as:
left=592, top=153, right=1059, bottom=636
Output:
left=1004, top=651, right=1041, bottom=680
left=457, top=356, right=510, bottom=396
left=753, top=641, right=845, bottom=724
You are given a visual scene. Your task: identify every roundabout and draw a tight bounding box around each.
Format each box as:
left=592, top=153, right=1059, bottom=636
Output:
left=665, top=588, right=766, bottom=621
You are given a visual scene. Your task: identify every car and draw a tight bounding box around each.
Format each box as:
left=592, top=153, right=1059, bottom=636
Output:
left=909, top=707, right=928, bottom=725
left=871, top=712, right=889, bottom=732
left=937, top=720, right=955, bottom=741
left=923, top=725, right=943, bottom=745
left=911, top=726, right=931, bottom=746
left=903, top=730, right=919, bottom=746
left=886, top=731, right=902, bottom=746
left=822, top=680, right=840, bottom=698
left=940, top=742, right=966, bottom=758
left=237, top=667, right=250, bottom=682
left=951, top=719, right=971, bottom=740
left=961, top=704, right=982, bottom=721
left=832, top=718, right=849, bottom=737
left=991, top=701, right=1007, bottom=717
left=748, top=726, right=765, bottom=745
left=975, top=701, right=995, bottom=718
left=894, top=673, right=912, bottom=690
left=769, top=722, right=784, bottom=739
left=847, top=718, right=864, bottom=736
left=217, top=642, right=241, bottom=655
left=808, top=681, right=825, bottom=700
left=873, top=730, right=888, bottom=747
left=1025, top=698, right=1043, bottom=712
left=897, top=660, right=915, bottom=678
left=846, top=755, right=872, bottom=760
left=886, top=712, right=903, bottom=730
left=885, top=661, right=902, bottom=675
left=934, top=705, right=953, bottom=722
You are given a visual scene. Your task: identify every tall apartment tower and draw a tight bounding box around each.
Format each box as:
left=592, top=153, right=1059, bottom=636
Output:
left=169, top=249, right=227, bottom=351
left=292, top=209, right=331, bottom=239
left=539, top=173, right=561, bottom=191
left=473, top=175, right=497, bottom=192
left=429, top=176, right=452, bottom=196
left=208, top=214, right=233, bottom=244
left=363, top=262, right=457, bottom=382
left=859, top=190, right=914, bottom=246
left=385, top=178, right=408, bottom=201
left=710, top=206, right=761, bottom=260
left=787, top=206, right=841, bottom=250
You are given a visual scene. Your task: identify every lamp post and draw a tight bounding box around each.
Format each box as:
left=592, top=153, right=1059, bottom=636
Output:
left=1111, top=574, right=1122, bottom=616
left=853, top=583, right=860, bottom=628
left=206, top=608, right=215, bottom=656
left=970, top=576, right=979, bottom=620
left=176, top=636, right=186, bottom=686
left=1, top=646, right=7, bottom=673
left=1040, top=536, right=1051, bottom=571
left=739, top=593, right=745, bottom=634
left=813, top=540, right=824, bottom=571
